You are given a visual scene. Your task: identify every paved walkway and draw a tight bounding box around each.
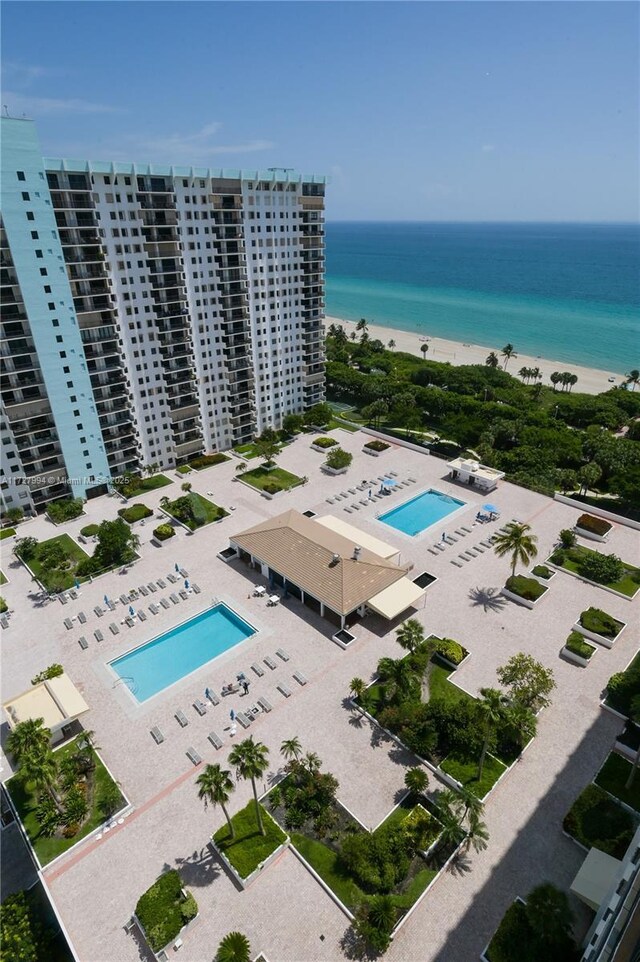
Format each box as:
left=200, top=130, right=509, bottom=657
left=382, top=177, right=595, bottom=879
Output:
left=1, top=429, right=637, bottom=960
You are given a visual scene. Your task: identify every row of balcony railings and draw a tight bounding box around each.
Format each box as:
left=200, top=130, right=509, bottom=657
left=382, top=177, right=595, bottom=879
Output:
left=47, top=174, right=90, bottom=192
left=15, top=429, right=59, bottom=450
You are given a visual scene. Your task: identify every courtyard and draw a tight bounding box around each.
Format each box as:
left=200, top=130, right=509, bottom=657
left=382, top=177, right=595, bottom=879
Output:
left=1, top=426, right=637, bottom=961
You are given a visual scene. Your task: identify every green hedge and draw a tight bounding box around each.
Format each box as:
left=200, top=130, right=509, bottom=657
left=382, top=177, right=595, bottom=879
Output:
left=531, top=564, right=552, bottom=580
left=434, top=638, right=468, bottom=666
left=118, top=503, right=152, bottom=525
left=607, top=654, right=640, bottom=716
left=80, top=524, right=99, bottom=537
left=563, top=784, right=636, bottom=858
left=312, top=436, right=338, bottom=448
left=46, top=499, right=84, bottom=524
left=189, top=453, right=231, bottom=470
left=364, top=439, right=390, bottom=452
left=153, top=524, right=175, bottom=541
left=505, top=575, right=547, bottom=601
left=565, top=632, right=595, bottom=660
left=579, top=607, right=623, bottom=639
left=576, top=513, right=612, bottom=536
left=135, top=870, right=196, bottom=953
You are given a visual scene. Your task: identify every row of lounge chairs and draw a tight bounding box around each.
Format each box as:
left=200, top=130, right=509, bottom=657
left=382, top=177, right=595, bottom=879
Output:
left=448, top=518, right=521, bottom=568
left=76, top=584, right=201, bottom=649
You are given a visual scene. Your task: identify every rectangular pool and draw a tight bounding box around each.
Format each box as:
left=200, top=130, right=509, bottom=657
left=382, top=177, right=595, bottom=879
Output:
left=109, top=604, right=256, bottom=703
left=378, top=489, right=466, bottom=537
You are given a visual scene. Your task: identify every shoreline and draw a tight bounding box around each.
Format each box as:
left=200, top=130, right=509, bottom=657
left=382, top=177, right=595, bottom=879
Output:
left=325, top=315, right=624, bottom=396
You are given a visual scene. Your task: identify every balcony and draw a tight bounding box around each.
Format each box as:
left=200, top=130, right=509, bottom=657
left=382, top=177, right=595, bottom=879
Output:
left=174, top=437, right=204, bottom=456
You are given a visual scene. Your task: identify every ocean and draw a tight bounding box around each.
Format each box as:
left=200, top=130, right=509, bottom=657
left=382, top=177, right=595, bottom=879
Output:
left=324, top=223, right=640, bottom=374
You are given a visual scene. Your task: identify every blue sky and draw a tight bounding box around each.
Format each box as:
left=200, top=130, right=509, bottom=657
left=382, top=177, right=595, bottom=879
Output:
left=2, top=2, right=638, bottom=221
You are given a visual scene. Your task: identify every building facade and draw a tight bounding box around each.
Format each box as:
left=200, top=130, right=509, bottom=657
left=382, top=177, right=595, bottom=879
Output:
left=1, top=118, right=326, bottom=513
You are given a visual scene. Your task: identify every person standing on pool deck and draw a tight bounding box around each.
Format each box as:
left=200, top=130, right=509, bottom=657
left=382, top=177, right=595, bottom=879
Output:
left=230, top=708, right=235, bottom=722
left=441, top=532, right=446, bottom=542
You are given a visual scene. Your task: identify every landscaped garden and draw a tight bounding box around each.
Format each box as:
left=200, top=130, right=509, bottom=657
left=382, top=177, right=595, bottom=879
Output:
left=531, top=564, right=554, bottom=581
left=153, top=523, right=175, bottom=542
left=606, top=654, right=640, bottom=715
left=0, top=527, right=16, bottom=540
left=363, top=438, right=390, bottom=454
left=5, top=724, right=125, bottom=866
left=113, top=472, right=172, bottom=499
left=574, top=513, right=612, bottom=538
left=484, top=886, right=580, bottom=962
left=213, top=801, right=287, bottom=880
left=577, top=606, right=625, bottom=642
left=549, top=544, right=640, bottom=598
left=161, top=492, right=227, bottom=530
left=502, top=574, right=548, bottom=604
left=46, top=498, right=85, bottom=524
left=594, top=752, right=640, bottom=813
left=0, top=571, right=7, bottom=587
left=238, top=465, right=304, bottom=494
left=311, top=436, right=338, bottom=449
left=135, top=870, right=197, bottom=953
left=117, top=502, right=153, bottom=525
left=0, top=882, right=74, bottom=962
left=187, top=452, right=231, bottom=471
left=563, top=783, right=637, bottom=858
left=563, top=631, right=596, bottom=664
left=15, top=534, right=91, bottom=592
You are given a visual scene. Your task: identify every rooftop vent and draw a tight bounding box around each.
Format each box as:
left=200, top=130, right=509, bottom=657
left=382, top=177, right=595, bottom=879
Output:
left=353, top=546, right=362, bottom=561
left=329, top=553, right=341, bottom=567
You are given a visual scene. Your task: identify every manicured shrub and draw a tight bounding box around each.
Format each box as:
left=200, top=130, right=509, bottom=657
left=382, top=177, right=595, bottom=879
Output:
left=118, top=503, right=152, bottom=525
left=189, top=453, right=230, bottom=470
left=565, top=632, right=595, bottom=660
left=325, top=447, right=353, bottom=470
left=578, top=551, right=624, bottom=585
left=576, top=513, right=612, bottom=536
left=135, top=871, right=196, bottom=953
left=0, top=597, right=7, bottom=614
left=80, top=524, right=99, bottom=537
left=263, top=482, right=280, bottom=495
left=559, top=529, right=577, bottom=548
left=312, top=436, right=338, bottom=448
left=46, top=498, right=84, bottom=524
left=579, top=607, right=622, bottom=638
left=153, top=524, right=175, bottom=542
left=531, top=564, right=552, bottom=579
left=549, top=548, right=566, bottom=565
left=563, top=784, right=635, bottom=858
left=434, top=638, right=467, bottom=666
left=607, top=658, right=640, bottom=715
left=364, top=439, right=390, bottom=452
left=505, top=575, right=546, bottom=601
left=31, top=664, right=64, bottom=685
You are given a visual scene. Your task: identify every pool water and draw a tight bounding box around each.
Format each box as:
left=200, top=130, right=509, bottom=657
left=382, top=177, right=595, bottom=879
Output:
left=109, top=604, right=256, bottom=702
left=379, top=489, right=466, bottom=537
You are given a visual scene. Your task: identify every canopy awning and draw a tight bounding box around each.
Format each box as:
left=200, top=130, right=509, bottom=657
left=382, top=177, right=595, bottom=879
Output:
left=367, top=578, right=425, bottom=619
left=314, top=515, right=399, bottom=560
left=570, top=848, right=621, bottom=911
left=3, top=673, right=89, bottom=732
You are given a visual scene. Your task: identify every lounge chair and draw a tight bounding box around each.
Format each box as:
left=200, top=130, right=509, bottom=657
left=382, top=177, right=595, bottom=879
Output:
left=179, top=568, right=188, bottom=578
left=125, top=616, right=135, bottom=627
left=109, top=622, right=120, bottom=635
left=0, top=615, right=9, bottom=629
left=175, top=710, right=189, bottom=728
left=59, top=593, right=68, bottom=605
left=94, top=606, right=104, bottom=618
left=150, top=727, right=164, bottom=744
left=326, top=498, right=333, bottom=504
left=450, top=560, right=463, bottom=568
left=167, top=573, right=178, bottom=584
left=78, top=636, right=88, bottom=650
left=480, top=539, right=493, bottom=549
left=206, top=689, right=220, bottom=706
left=458, top=554, right=470, bottom=563
left=64, top=618, right=73, bottom=630
left=69, top=589, right=78, bottom=600
left=344, top=508, right=353, bottom=514
left=276, top=648, right=290, bottom=662
left=389, top=470, right=398, bottom=477
left=208, top=731, right=223, bottom=749
left=359, top=499, right=368, bottom=506
left=94, top=629, right=104, bottom=642
left=348, top=488, right=356, bottom=494
left=264, top=656, right=277, bottom=670
left=236, top=712, right=251, bottom=729
left=138, top=610, right=148, bottom=621
left=434, top=544, right=445, bottom=552
left=474, top=545, right=485, bottom=553
left=147, top=582, right=157, bottom=593
left=257, top=696, right=273, bottom=713
left=193, top=699, right=207, bottom=716
left=461, top=526, right=472, bottom=534
left=192, top=583, right=201, bottom=594
left=427, top=548, right=438, bottom=556
left=221, top=684, right=239, bottom=696
left=293, top=671, right=308, bottom=686
left=170, top=593, right=180, bottom=605
left=186, top=747, right=202, bottom=766
left=107, top=600, right=117, bottom=611
left=149, top=603, right=160, bottom=615
left=157, top=578, right=166, bottom=589
left=160, top=597, right=170, bottom=609
left=251, top=662, right=265, bottom=677
left=119, top=594, right=128, bottom=605
left=277, top=683, right=292, bottom=698
left=139, top=585, right=149, bottom=597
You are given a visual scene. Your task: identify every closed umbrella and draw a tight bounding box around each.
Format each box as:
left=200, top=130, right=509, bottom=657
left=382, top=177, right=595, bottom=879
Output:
left=129, top=605, right=135, bottom=617
left=175, top=563, right=180, bottom=573
left=185, top=579, right=190, bottom=590
left=104, top=594, right=109, bottom=606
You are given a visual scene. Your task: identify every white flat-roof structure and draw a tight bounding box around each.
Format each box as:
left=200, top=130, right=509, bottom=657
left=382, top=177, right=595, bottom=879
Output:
left=367, top=578, right=425, bottom=620
left=3, top=673, right=89, bottom=743
left=446, top=457, right=505, bottom=494
left=314, top=514, right=400, bottom=562
left=570, top=847, right=622, bottom=911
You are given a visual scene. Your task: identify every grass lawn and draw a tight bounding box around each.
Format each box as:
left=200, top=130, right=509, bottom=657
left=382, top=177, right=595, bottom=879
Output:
left=291, top=832, right=366, bottom=909
left=240, top=466, right=303, bottom=493
left=188, top=453, right=231, bottom=471
left=427, top=661, right=474, bottom=706
left=213, top=802, right=287, bottom=879
left=119, top=474, right=173, bottom=498
left=26, top=535, right=91, bottom=590
left=0, top=570, right=6, bottom=586
left=550, top=547, right=640, bottom=598
left=595, top=752, right=640, bottom=812
left=5, top=746, right=125, bottom=866
left=234, top=441, right=287, bottom=460
left=117, top=503, right=152, bottom=525
left=0, top=527, right=16, bottom=540
left=441, top=752, right=507, bottom=799
left=328, top=417, right=359, bottom=432
left=166, top=492, right=227, bottom=530
left=563, top=783, right=636, bottom=858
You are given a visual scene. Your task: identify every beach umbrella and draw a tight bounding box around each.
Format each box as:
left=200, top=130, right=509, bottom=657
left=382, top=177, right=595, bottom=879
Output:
left=483, top=503, right=499, bottom=514
left=382, top=478, right=397, bottom=488
left=129, top=605, right=135, bottom=617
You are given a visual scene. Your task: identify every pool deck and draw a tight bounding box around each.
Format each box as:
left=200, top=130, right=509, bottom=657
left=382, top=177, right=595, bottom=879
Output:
left=1, top=427, right=637, bottom=962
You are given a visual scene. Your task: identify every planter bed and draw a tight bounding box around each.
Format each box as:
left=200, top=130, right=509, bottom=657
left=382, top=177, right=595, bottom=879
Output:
left=332, top=627, right=356, bottom=649
left=501, top=575, right=548, bottom=609
left=113, top=473, right=173, bottom=500
left=46, top=499, right=86, bottom=525
left=604, top=652, right=640, bottom=717
left=152, top=524, right=175, bottom=546
left=323, top=465, right=348, bottom=476
left=563, top=783, right=637, bottom=859
left=212, top=802, right=287, bottom=887
left=440, top=752, right=507, bottom=799
left=547, top=546, right=640, bottom=599
left=0, top=527, right=16, bottom=541
left=481, top=896, right=577, bottom=962
left=363, top=439, right=390, bottom=456
left=135, top=870, right=197, bottom=955
left=594, top=752, right=640, bottom=813
left=164, top=492, right=228, bottom=531
left=117, top=503, right=153, bottom=525
left=239, top=466, right=304, bottom=495
left=573, top=607, right=626, bottom=648
left=412, top=571, right=438, bottom=590
left=615, top=722, right=640, bottom=762
left=574, top=513, right=613, bottom=542
left=311, top=437, right=338, bottom=452
left=529, top=564, right=556, bottom=585
left=561, top=631, right=596, bottom=668
left=188, top=453, right=231, bottom=471
left=18, top=534, right=92, bottom=592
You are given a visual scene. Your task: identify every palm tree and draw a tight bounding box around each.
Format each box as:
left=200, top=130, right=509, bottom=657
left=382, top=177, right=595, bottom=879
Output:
left=20, top=747, right=64, bottom=814
left=531, top=366, right=541, bottom=382
left=303, top=751, right=322, bottom=775
left=524, top=883, right=574, bottom=946
left=578, top=461, right=602, bottom=496
left=216, top=931, right=251, bottom=962
left=181, top=482, right=192, bottom=493
left=626, top=369, right=639, bottom=391
left=196, top=763, right=235, bottom=839
left=568, top=373, right=578, bottom=392
left=404, top=767, right=429, bottom=795
left=501, top=344, right=517, bottom=370
left=485, top=352, right=499, bottom=368
left=550, top=371, right=562, bottom=392
left=228, top=737, right=270, bottom=836
left=493, top=522, right=538, bottom=577
left=280, top=736, right=303, bottom=763
left=388, top=339, right=396, bottom=351
left=477, top=688, right=505, bottom=780
left=518, top=366, right=531, bottom=383
left=420, top=343, right=429, bottom=360
left=356, top=318, right=369, bottom=335
left=395, top=618, right=424, bottom=654
left=349, top=677, right=366, bottom=700
left=7, top=717, right=50, bottom=764
left=377, top=656, right=418, bottom=703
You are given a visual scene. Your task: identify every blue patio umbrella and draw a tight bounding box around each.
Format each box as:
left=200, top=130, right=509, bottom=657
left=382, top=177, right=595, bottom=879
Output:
left=382, top=478, right=397, bottom=487
left=483, top=503, right=499, bottom=514
left=185, top=579, right=190, bottom=590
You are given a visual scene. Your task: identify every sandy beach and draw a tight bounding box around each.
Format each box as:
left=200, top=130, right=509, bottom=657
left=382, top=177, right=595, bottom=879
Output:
left=326, top=316, right=623, bottom=396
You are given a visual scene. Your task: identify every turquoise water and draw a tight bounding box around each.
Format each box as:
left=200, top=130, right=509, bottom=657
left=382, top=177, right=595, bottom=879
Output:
left=325, top=223, right=640, bottom=373
left=110, top=604, right=256, bottom=702
left=379, top=489, right=466, bottom=537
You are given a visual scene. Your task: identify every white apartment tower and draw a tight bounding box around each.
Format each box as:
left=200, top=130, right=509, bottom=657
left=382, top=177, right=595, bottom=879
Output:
left=1, top=118, right=326, bottom=513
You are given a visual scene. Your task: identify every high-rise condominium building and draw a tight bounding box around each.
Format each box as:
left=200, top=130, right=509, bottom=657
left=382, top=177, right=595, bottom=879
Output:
left=1, top=118, right=326, bottom=514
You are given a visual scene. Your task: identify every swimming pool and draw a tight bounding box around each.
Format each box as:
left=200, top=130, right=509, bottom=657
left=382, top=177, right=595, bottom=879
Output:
left=378, top=489, right=466, bottom=537
left=109, top=604, right=256, bottom=703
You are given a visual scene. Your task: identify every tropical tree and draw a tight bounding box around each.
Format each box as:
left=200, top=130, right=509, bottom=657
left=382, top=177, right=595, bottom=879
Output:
left=421, top=343, right=429, bottom=360
left=196, top=763, right=235, bottom=839
left=20, top=748, right=64, bottom=815
left=625, top=369, right=639, bottom=392
left=578, top=461, right=602, bottom=495
left=492, top=522, right=538, bottom=577
left=549, top=371, right=563, bottom=391
left=361, top=398, right=388, bottom=428
left=303, top=751, right=322, bottom=775
left=228, top=737, right=270, bottom=836
left=356, top=318, right=369, bottom=335
left=477, top=688, right=505, bottom=779
left=404, top=767, right=429, bottom=795
left=518, top=366, right=531, bottom=384
left=624, top=696, right=640, bottom=789
left=349, top=677, right=366, bottom=700
left=181, top=482, right=192, bottom=493
left=254, top=428, right=279, bottom=467
left=436, top=787, right=489, bottom=852
left=485, top=351, right=499, bottom=368
left=215, top=931, right=251, bottom=962
left=280, top=736, right=303, bottom=763
left=355, top=894, right=396, bottom=953
left=7, top=718, right=50, bottom=764
left=568, top=373, right=578, bottom=392
left=497, top=653, right=556, bottom=711
left=387, top=339, right=396, bottom=351
left=501, top=344, right=517, bottom=369
left=395, top=618, right=424, bottom=654
left=524, top=882, right=575, bottom=946
left=376, top=656, right=419, bottom=703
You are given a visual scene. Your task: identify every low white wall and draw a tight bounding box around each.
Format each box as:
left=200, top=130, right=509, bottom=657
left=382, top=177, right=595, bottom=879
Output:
left=360, top=426, right=431, bottom=456
left=554, top=493, right=640, bottom=531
